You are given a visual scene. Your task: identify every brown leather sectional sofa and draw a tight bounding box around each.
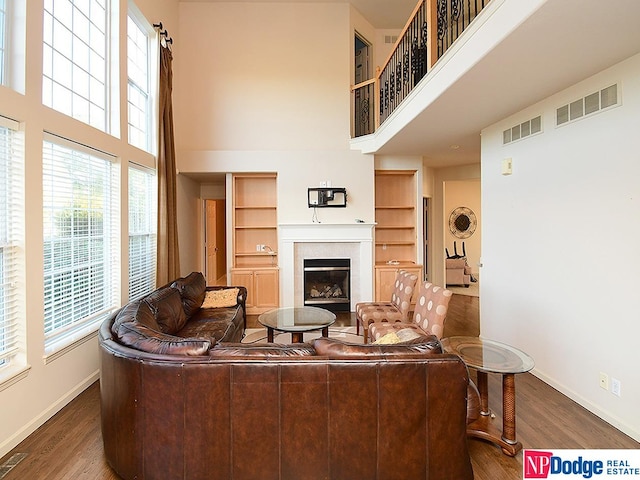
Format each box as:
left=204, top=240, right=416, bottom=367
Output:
left=99, top=272, right=477, bottom=480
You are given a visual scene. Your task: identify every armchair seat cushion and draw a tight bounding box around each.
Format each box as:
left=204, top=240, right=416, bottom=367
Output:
left=355, top=302, right=404, bottom=326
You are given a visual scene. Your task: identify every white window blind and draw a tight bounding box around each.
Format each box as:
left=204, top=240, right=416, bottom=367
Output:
left=42, top=136, right=119, bottom=348
left=127, top=14, right=151, bottom=152
left=42, top=0, right=109, bottom=131
left=0, top=116, right=24, bottom=369
left=128, top=164, right=156, bottom=301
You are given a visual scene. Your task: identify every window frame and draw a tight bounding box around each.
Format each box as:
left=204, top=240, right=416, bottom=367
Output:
left=42, top=133, right=120, bottom=360
left=42, top=0, right=118, bottom=134
left=0, top=115, right=26, bottom=384
left=127, top=10, right=154, bottom=153
left=128, top=162, right=157, bottom=301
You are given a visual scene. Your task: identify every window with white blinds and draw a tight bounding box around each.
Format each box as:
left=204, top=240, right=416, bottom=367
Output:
left=42, top=0, right=110, bottom=132
left=42, top=136, right=119, bottom=349
left=128, top=164, right=156, bottom=300
left=127, top=14, right=151, bottom=152
left=0, top=117, right=24, bottom=370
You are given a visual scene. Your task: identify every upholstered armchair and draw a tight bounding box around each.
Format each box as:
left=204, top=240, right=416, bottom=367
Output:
left=355, top=270, right=419, bottom=344
left=369, top=282, right=453, bottom=342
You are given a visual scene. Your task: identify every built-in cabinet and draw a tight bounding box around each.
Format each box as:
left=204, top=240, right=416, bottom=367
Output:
left=230, top=268, right=279, bottom=314
left=374, top=170, right=422, bottom=301
left=230, top=173, right=279, bottom=314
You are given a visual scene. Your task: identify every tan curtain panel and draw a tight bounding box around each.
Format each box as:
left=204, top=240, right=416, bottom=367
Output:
left=156, top=44, right=180, bottom=285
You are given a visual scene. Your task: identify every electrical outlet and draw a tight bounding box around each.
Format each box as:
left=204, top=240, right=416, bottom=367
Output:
left=256, top=244, right=262, bottom=252
left=599, top=372, right=609, bottom=390
left=611, top=378, right=621, bottom=397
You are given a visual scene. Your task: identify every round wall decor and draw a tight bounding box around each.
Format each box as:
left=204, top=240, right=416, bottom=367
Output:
left=449, top=206, right=477, bottom=239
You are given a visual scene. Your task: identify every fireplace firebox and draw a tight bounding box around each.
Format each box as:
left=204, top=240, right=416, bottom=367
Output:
left=303, top=258, right=350, bottom=312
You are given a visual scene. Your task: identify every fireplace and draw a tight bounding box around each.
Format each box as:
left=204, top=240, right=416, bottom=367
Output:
left=303, top=258, right=350, bottom=312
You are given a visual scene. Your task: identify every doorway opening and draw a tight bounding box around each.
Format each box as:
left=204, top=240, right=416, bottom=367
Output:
left=354, top=32, right=373, bottom=137
left=204, top=199, right=227, bottom=285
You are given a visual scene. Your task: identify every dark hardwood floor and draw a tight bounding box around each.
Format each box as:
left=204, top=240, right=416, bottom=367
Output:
left=1, top=293, right=637, bottom=479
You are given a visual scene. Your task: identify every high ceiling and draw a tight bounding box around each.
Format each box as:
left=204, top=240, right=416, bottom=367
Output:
left=182, top=0, right=417, bottom=29
left=355, top=0, right=640, bottom=166
left=181, top=0, right=640, bottom=168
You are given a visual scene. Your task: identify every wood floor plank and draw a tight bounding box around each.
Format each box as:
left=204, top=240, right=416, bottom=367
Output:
left=1, top=294, right=637, bottom=480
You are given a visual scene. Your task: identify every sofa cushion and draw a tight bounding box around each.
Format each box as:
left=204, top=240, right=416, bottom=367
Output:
left=116, top=320, right=211, bottom=356
left=201, top=288, right=239, bottom=308
left=313, top=336, right=442, bottom=357
left=144, top=287, right=187, bottom=334
left=171, top=272, right=206, bottom=317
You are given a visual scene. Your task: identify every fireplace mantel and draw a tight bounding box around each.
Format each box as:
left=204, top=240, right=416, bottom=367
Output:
left=279, top=223, right=375, bottom=309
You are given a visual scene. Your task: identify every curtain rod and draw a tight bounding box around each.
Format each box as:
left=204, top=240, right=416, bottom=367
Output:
left=153, top=22, right=174, bottom=47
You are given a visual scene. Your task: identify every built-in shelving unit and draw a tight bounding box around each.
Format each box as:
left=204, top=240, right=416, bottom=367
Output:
left=374, top=170, right=417, bottom=263
left=374, top=170, right=422, bottom=301
left=232, top=174, right=278, bottom=268
left=230, top=173, right=279, bottom=314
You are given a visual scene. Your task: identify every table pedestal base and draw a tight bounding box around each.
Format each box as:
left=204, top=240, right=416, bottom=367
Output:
left=266, top=326, right=330, bottom=343
left=467, top=415, right=522, bottom=456
left=468, top=371, right=522, bottom=457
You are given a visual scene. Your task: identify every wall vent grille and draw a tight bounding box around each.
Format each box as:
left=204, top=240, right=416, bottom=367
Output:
left=556, top=84, right=618, bottom=126
left=503, top=115, right=542, bottom=145
left=384, top=35, right=398, bottom=44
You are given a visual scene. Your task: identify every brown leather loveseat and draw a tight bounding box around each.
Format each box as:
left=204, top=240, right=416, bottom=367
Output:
left=99, top=273, right=477, bottom=480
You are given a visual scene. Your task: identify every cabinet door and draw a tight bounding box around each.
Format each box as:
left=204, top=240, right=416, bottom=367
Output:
left=230, top=270, right=255, bottom=309
left=375, top=266, right=423, bottom=302
left=254, top=269, right=279, bottom=309
left=375, top=268, right=399, bottom=301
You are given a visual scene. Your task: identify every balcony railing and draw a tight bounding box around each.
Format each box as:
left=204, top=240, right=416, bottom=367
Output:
left=351, top=0, right=489, bottom=138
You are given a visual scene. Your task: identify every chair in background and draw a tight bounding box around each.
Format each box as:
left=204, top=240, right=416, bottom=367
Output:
left=369, top=281, right=453, bottom=342
left=355, top=270, right=419, bottom=344
left=446, top=257, right=472, bottom=287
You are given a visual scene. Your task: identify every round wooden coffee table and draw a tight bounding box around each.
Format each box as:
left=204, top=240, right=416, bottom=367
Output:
left=441, top=336, right=534, bottom=456
left=258, top=306, right=336, bottom=343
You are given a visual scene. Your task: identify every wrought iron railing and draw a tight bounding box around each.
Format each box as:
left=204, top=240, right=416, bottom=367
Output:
left=351, top=0, right=489, bottom=137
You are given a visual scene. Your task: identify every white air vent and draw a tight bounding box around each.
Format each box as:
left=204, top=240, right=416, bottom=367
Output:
left=385, top=35, right=398, bottom=44
left=503, top=115, right=542, bottom=145
left=556, top=84, right=618, bottom=126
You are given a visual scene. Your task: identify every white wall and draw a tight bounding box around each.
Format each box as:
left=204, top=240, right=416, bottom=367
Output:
left=0, top=0, right=180, bottom=458
left=481, top=53, right=640, bottom=440
left=174, top=3, right=378, bottom=272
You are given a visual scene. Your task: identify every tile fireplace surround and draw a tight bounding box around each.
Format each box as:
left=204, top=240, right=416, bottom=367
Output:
left=279, top=223, right=375, bottom=310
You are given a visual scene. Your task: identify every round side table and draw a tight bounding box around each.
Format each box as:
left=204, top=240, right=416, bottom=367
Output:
left=441, top=336, right=534, bottom=456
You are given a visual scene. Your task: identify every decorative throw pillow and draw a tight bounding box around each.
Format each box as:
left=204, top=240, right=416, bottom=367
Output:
left=201, top=288, right=239, bottom=308
left=396, top=327, right=423, bottom=342
left=373, top=332, right=401, bottom=344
